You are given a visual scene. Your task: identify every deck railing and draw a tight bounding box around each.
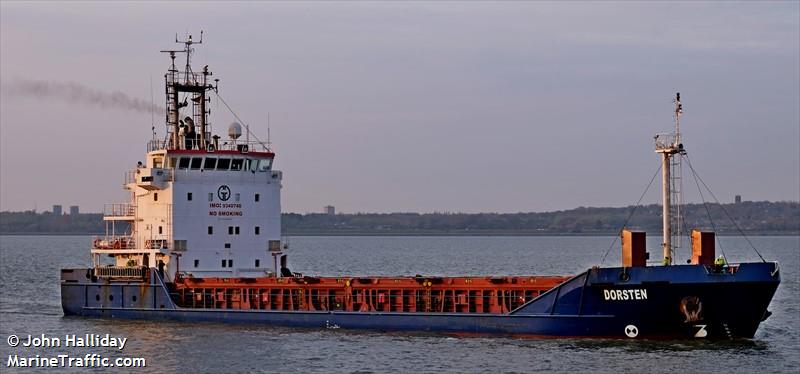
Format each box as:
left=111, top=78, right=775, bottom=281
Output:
left=148, top=138, right=272, bottom=153
left=104, top=203, right=135, bottom=217
left=148, top=139, right=168, bottom=152
left=92, top=235, right=135, bottom=250
left=144, top=239, right=170, bottom=250
left=124, top=170, right=136, bottom=185
left=655, top=133, right=678, bottom=151
left=173, top=71, right=206, bottom=86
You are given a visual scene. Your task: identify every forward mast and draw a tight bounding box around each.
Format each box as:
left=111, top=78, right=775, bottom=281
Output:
left=654, top=92, right=686, bottom=265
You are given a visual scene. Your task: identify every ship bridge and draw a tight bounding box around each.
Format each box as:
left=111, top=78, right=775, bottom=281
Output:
left=93, top=33, right=282, bottom=282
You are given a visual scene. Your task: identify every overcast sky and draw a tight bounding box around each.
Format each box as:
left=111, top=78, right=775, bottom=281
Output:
left=1, top=1, right=798, bottom=214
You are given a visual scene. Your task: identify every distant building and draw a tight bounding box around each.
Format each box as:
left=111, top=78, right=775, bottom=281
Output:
left=324, top=205, right=335, bottom=216
left=735, top=195, right=742, bottom=204
left=52, top=205, right=62, bottom=216
left=69, top=205, right=79, bottom=216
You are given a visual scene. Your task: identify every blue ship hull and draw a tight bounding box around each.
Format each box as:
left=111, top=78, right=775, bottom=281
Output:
left=60, top=262, right=779, bottom=339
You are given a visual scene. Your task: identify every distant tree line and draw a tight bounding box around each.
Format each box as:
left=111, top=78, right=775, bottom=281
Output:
left=0, top=211, right=107, bottom=234
left=1, top=201, right=797, bottom=235
left=283, top=201, right=799, bottom=235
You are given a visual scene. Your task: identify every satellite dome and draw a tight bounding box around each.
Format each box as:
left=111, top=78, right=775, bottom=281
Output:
left=228, top=122, right=242, bottom=140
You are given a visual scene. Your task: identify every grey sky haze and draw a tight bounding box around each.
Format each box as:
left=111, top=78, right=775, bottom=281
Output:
left=1, top=1, right=798, bottom=214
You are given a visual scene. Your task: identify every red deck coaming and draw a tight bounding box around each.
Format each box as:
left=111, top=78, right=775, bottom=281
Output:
left=177, top=275, right=569, bottom=289
left=173, top=275, right=571, bottom=314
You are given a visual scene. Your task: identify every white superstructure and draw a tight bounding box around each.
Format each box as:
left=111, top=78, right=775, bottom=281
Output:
left=91, top=33, right=283, bottom=279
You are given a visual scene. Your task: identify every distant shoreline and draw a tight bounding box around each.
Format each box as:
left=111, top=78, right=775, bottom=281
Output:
left=1, top=231, right=797, bottom=237
left=3, top=201, right=797, bottom=236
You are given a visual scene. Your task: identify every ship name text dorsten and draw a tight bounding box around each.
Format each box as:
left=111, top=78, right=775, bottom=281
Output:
left=603, top=289, right=648, bottom=301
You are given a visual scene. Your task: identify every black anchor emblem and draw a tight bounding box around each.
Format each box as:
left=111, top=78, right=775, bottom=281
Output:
left=217, top=185, right=231, bottom=201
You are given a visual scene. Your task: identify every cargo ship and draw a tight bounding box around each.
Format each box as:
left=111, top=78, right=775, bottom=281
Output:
left=61, top=35, right=780, bottom=339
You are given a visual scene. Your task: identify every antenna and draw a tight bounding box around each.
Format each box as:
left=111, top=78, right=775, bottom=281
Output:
left=267, top=112, right=272, bottom=150
left=172, top=30, right=204, bottom=81
left=674, top=92, right=682, bottom=145
left=150, top=75, right=156, bottom=140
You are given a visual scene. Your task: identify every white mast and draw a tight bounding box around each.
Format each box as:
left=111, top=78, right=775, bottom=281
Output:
left=655, top=92, right=685, bottom=266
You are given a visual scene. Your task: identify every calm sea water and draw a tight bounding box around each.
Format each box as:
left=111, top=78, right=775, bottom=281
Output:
left=0, top=235, right=798, bottom=373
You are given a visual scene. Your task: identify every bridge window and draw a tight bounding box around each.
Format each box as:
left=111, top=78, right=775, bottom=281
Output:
left=224, top=243, right=231, bottom=248
left=208, top=226, right=213, bottom=235
left=255, top=193, right=260, bottom=202
left=228, top=226, right=233, bottom=235
left=158, top=226, right=162, bottom=234
left=235, top=226, right=240, bottom=235
left=217, top=158, right=231, bottom=170
left=221, top=259, right=226, bottom=268
left=178, top=157, right=190, bottom=169
left=230, top=158, right=243, bottom=171
left=153, top=157, right=163, bottom=168
left=187, top=192, right=193, bottom=201
left=194, top=260, right=199, bottom=268
left=258, top=159, right=271, bottom=172
left=255, top=259, right=260, bottom=268
left=190, top=157, right=202, bottom=170
left=154, top=193, right=158, bottom=202
left=228, top=259, right=233, bottom=268
left=249, top=159, right=258, bottom=172
left=204, top=157, right=217, bottom=170
left=169, top=157, right=178, bottom=168
left=255, top=226, right=260, bottom=235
